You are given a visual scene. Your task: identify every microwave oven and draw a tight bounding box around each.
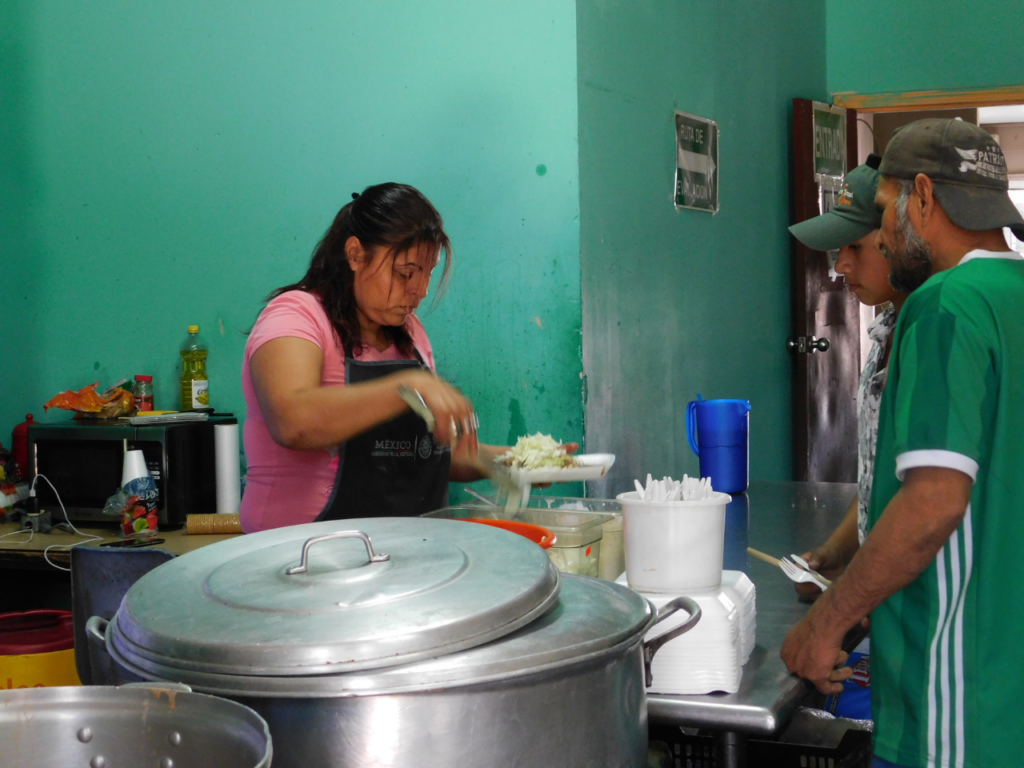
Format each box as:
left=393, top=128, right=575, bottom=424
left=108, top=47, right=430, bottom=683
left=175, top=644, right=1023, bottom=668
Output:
left=27, top=420, right=221, bottom=527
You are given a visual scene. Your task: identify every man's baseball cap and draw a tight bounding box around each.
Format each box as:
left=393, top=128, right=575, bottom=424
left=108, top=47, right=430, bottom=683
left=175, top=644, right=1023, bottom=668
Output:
left=880, top=117, right=1024, bottom=240
left=788, top=159, right=883, bottom=251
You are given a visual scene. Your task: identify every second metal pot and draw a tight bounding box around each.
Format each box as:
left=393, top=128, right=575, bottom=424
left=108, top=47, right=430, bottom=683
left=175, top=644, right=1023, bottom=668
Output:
left=0, top=683, right=271, bottom=768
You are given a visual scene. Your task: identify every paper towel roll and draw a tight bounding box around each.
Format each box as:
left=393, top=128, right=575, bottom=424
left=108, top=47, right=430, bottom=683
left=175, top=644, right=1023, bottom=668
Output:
left=214, top=422, right=241, bottom=515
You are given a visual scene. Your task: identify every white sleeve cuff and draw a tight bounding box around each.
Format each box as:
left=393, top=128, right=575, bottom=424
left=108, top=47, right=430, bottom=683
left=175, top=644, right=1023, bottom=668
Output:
left=895, top=450, right=979, bottom=482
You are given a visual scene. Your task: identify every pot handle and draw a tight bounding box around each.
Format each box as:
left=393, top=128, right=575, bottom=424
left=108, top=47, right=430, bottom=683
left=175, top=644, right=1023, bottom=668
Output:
left=286, top=530, right=390, bottom=575
left=118, top=682, right=193, bottom=693
left=643, top=597, right=702, bottom=687
left=85, top=615, right=109, bottom=651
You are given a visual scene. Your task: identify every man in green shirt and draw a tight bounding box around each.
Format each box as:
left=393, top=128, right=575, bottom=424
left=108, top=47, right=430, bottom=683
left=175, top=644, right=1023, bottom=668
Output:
left=782, top=118, right=1024, bottom=768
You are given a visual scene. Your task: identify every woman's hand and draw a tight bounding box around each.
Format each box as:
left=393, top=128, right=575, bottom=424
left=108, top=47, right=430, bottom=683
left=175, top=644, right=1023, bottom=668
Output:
left=399, top=369, right=478, bottom=455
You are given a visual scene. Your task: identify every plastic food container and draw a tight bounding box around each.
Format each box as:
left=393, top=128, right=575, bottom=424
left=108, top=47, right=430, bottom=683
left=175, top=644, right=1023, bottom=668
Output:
left=427, top=503, right=608, bottom=577
left=466, top=495, right=625, bottom=580
left=598, top=512, right=625, bottom=582
left=616, top=490, right=732, bottom=592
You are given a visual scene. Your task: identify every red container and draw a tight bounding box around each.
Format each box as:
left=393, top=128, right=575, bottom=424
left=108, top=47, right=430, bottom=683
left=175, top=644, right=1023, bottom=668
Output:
left=0, top=610, right=75, bottom=655
left=462, top=518, right=557, bottom=549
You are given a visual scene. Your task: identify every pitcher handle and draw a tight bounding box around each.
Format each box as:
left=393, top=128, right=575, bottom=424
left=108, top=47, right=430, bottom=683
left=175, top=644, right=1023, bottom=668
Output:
left=686, top=400, right=700, bottom=456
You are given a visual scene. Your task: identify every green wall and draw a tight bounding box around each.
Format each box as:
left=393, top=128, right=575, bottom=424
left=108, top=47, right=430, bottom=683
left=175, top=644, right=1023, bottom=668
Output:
left=0, top=0, right=43, bottom=449
left=576, top=0, right=827, bottom=495
left=827, top=0, right=1024, bottom=95
left=0, top=1, right=583, bottom=495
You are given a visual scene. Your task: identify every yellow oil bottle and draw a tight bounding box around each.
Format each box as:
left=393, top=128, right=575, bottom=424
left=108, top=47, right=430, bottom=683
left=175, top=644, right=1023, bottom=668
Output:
left=180, top=324, right=209, bottom=411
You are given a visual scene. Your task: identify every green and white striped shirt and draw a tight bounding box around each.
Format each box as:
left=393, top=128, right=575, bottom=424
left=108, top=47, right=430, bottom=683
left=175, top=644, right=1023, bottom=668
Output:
left=869, top=249, right=1024, bottom=768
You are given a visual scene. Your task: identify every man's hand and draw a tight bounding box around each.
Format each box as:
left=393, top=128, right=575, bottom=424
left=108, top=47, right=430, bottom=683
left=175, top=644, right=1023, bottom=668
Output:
left=781, top=466, right=972, bottom=693
left=780, top=606, right=853, bottom=694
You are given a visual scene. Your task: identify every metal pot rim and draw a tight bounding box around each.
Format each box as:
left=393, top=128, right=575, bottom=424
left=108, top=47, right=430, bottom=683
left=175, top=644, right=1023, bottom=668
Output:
left=108, top=616, right=655, bottom=699
left=105, top=576, right=662, bottom=697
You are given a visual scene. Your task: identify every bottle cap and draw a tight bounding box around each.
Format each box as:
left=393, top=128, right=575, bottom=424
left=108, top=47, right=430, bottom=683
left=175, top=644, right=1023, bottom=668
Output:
left=188, top=325, right=200, bottom=333
left=135, top=375, right=153, bottom=382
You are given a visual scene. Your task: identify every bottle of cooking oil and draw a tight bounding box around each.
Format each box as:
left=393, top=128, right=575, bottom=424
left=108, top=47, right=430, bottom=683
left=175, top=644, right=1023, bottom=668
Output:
left=180, top=325, right=209, bottom=411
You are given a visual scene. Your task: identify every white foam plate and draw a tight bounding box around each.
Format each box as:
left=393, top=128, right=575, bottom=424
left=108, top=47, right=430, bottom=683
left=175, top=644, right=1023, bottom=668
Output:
left=504, top=453, right=616, bottom=485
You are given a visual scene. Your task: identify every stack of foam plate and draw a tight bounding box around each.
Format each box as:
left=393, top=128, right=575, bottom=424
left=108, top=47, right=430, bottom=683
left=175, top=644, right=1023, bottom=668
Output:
left=721, top=570, right=756, bottom=665
left=618, top=570, right=756, bottom=695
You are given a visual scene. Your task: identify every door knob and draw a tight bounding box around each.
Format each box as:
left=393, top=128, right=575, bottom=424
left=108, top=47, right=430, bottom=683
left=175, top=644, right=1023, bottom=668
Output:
left=787, top=336, right=830, bottom=354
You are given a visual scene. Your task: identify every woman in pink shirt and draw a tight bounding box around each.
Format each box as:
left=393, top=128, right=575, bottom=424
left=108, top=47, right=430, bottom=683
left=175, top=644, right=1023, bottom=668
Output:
left=241, top=183, right=495, bottom=532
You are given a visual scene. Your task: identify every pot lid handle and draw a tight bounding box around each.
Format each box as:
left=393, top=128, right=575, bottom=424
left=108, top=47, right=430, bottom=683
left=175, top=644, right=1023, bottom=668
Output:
left=285, top=530, right=390, bottom=575
left=643, top=596, right=702, bottom=687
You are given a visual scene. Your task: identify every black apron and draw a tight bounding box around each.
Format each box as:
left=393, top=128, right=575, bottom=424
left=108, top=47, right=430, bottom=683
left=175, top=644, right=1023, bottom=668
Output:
left=317, top=353, right=451, bottom=521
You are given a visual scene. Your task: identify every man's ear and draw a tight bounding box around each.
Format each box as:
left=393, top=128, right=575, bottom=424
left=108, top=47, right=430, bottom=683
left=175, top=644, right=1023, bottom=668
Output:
left=914, top=173, right=936, bottom=229
left=344, top=236, right=364, bottom=272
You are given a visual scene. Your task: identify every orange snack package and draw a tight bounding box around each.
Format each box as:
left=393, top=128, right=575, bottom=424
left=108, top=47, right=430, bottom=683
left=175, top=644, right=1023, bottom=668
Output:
left=44, top=382, right=136, bottom=419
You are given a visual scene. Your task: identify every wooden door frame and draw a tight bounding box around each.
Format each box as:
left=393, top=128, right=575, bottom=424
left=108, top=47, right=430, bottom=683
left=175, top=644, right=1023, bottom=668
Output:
left=790, top=100, right=859, bottom=482
left=832, top=85, right=1024, bottom=113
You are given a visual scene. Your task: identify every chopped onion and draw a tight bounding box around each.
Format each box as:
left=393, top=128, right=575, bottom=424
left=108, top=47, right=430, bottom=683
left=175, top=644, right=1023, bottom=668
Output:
left=500, top=433, right=579, bottom=470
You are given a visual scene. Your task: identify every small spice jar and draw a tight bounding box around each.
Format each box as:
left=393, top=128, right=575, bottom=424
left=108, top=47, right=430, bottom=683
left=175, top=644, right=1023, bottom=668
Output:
left=134, top=375, right=154, bottom=412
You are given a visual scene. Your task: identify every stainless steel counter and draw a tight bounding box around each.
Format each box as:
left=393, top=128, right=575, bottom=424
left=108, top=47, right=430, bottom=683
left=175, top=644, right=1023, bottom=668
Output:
left=647, top=479, right=859, bottom=736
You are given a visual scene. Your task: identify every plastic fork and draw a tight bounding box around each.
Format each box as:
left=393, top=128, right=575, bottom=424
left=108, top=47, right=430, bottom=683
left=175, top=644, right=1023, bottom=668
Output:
left=779, top=557, right=830, bottom=591
left=790, top=554, right=833, bottom=587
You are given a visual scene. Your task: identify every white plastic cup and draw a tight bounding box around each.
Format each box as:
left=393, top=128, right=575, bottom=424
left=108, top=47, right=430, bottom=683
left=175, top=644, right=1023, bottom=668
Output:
left=616, top=490, right=732, bottom=593
left=121, top=449, right=150, bottom=488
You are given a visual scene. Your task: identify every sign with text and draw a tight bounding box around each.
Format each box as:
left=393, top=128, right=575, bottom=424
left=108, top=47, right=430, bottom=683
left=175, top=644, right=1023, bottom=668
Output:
left=674, top=111, right=719, bottom=214
left=812, top=102, right=846, bottom=180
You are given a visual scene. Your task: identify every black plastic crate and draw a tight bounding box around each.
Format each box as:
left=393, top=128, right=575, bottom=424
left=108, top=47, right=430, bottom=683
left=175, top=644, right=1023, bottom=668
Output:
left=649, top=723, right=873, bottom=768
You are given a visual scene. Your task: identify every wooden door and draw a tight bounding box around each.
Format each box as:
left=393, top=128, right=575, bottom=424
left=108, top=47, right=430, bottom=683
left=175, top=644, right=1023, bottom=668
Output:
left=789, top=99, right=861, bottom=482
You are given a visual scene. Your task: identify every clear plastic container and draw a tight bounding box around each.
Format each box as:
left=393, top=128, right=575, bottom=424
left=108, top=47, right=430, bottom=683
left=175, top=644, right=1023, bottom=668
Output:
left=597, top=512, right=625, bottom=582
left=426, top=502, right=609, bottom=577
left=459, top=495, right=625, bottom=579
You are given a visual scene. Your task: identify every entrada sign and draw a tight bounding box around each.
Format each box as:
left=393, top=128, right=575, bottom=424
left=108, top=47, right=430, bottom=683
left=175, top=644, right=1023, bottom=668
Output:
left=812, top=102, right=846, bottom=180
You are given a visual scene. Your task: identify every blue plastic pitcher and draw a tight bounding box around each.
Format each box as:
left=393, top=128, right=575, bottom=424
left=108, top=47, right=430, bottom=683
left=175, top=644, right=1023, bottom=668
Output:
left=686, top=395, right=751, bottom=494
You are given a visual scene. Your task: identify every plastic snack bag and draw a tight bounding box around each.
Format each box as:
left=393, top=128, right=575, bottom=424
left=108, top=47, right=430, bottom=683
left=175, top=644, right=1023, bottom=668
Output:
left=45, top=382, right=136, bottom=419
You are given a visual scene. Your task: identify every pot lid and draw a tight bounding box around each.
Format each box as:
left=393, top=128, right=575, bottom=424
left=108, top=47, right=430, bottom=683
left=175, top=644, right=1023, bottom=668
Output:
left=109, top=575, right=653, bottom=696
left=115, top=517, right=560, bottom=676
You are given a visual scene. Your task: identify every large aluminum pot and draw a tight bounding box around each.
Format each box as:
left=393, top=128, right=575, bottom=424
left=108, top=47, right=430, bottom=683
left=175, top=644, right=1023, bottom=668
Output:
left=92, top=519, right=701, bottom=768
left=0, top=683, right=271, bottom=768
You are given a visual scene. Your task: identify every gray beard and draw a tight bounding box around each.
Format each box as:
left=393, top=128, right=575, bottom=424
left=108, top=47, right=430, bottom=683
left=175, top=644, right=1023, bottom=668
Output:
left=883, top=203, right=933, bottom=293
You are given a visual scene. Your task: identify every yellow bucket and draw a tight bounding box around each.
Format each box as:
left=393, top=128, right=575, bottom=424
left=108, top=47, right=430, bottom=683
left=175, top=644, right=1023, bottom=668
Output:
left=0, top=648, right=81, bottom=689
left=0, top=610, right=81, bottom=689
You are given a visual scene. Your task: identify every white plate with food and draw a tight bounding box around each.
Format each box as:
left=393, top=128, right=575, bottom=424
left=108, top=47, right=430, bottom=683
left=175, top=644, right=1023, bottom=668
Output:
left=497, top=434, right=615, bottom=485
left=508, top=453, right=617, bottom=485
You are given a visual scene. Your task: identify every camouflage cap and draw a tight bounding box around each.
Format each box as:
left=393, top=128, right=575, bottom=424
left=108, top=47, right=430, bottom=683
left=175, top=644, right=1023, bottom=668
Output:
left=879, top=117, right=1024, bottom=240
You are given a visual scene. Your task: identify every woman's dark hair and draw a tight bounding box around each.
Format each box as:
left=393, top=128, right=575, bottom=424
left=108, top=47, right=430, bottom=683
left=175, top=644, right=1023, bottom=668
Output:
left=268, top=183, right=452, bottom=358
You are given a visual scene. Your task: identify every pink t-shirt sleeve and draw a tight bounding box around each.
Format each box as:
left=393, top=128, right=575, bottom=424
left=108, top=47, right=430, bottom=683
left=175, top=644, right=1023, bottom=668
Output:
left=246, top=290, right=339, bottom=364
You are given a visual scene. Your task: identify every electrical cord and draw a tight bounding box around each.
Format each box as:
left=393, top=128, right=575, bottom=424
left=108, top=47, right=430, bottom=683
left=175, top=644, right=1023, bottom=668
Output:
left=27, top=473, right=103, bottom=571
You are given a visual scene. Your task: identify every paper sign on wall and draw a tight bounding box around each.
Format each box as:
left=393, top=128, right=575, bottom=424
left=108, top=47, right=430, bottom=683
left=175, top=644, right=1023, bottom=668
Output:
left=674, top=111, right=719, bottom=214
